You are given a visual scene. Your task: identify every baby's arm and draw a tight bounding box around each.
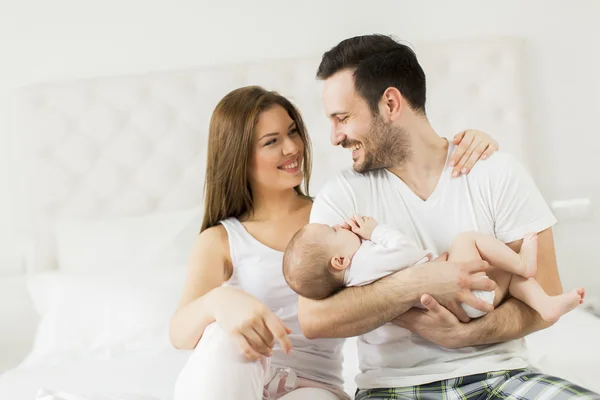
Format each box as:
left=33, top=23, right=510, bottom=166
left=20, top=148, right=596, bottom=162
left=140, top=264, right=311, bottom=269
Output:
left=346, top=215, right=378, bottom=240
left=346, top=214, right=414, bottom=250
left=371, top=225, right=421, bottom=250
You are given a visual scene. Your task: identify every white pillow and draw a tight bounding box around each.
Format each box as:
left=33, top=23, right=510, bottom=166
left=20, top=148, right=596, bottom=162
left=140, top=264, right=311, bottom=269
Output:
left=55, top=207, right=202, bottom=273
left=22, top=266, right=186, bottom=368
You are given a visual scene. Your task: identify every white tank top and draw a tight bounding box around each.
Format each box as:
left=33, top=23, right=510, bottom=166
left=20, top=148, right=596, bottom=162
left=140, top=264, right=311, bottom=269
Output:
left=220, top=218, right=345, bottom=388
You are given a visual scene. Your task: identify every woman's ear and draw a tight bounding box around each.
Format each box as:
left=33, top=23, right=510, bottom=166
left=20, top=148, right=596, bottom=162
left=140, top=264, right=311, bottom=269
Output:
left=330, top=255, right=351, bottom=271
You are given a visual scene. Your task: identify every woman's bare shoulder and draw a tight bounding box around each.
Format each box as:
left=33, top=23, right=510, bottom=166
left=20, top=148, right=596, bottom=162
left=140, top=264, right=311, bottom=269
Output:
left=191, top=224, right=232, bottom=266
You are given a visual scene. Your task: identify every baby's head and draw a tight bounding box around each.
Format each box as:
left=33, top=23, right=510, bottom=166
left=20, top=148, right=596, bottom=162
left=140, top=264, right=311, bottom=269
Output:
left=283, top=223, right=362, bottom=300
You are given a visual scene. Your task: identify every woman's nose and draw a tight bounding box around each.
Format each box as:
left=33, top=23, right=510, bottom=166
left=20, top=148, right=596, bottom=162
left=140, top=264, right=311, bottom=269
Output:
left=283, top=137, right=299, bottom=155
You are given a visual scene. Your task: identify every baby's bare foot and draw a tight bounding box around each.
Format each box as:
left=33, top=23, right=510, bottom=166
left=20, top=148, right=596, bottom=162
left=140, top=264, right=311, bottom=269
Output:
left=539, top=288, right=585, bottom=323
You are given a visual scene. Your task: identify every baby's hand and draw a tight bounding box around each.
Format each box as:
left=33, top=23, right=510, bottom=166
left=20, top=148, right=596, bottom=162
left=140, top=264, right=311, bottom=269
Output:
left=346, top=214, right=378, bottom=240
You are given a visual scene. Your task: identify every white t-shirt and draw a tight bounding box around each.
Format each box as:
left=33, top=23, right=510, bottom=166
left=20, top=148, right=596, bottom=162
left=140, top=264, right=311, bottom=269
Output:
left=344, top=224, right=432, bottom=287
left=310, top=143, right=557, bottom=389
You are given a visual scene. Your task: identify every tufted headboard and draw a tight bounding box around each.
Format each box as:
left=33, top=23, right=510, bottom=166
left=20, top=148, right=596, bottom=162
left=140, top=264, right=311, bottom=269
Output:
left=9, top=37, right=528, bottom=272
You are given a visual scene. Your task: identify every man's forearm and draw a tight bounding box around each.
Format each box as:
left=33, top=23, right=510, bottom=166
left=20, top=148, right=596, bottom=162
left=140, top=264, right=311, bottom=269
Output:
left=455, top=297, right=550, bottom=347
left=298, top=270, right=420, bottom=339
left=298, top=257, right=493, bottom=339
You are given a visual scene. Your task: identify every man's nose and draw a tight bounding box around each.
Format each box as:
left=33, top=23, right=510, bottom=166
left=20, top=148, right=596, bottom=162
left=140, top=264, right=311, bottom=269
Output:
left=331, top=127, right=346, bottom=146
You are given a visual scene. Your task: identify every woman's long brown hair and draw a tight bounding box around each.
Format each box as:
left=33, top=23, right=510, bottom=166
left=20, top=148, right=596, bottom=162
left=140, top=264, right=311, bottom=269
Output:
left=200, top=86, right=312, bottom=233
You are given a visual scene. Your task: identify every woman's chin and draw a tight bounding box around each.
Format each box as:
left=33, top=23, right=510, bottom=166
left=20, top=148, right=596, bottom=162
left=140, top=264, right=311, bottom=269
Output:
left=261, top=176, right=303, bottom=192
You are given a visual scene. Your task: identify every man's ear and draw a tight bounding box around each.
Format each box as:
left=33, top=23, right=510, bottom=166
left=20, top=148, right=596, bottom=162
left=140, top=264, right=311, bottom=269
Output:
left=330, top=255, right=351, bottom=271
left=379, top=87, right=404, bottom=122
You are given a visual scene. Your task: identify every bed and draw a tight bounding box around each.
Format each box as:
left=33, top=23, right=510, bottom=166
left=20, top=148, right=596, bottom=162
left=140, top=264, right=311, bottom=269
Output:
left=2, top=36, right=599, bottom=400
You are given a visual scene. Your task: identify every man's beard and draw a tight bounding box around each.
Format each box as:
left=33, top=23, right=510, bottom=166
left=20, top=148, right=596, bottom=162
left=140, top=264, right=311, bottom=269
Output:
left=342, top=116, right=411, bottom=173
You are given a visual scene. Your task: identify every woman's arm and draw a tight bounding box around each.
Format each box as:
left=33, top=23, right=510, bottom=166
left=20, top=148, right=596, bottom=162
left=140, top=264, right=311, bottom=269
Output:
left=169, top=225, right=292, bottom=359
left=169, top=225, right=230, bottom=350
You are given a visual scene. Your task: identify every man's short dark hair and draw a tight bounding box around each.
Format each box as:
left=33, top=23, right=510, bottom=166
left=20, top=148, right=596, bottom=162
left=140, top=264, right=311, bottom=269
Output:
left=317, top=34, right=426, bottom=115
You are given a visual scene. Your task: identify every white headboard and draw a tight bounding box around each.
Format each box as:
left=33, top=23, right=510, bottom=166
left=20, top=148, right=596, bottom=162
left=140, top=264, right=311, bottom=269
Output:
left=9, top=37, right=528, bottom=272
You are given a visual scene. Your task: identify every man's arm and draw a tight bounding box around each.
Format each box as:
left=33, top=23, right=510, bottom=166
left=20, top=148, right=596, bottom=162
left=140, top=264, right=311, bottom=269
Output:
left=298, top=256, right=495, bottom=339
left=298, top=269, right=420, bottom=339
left=393, top=227, right=561, bottom=348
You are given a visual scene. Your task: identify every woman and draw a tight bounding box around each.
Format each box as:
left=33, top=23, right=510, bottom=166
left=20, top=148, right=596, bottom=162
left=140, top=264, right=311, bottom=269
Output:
left=169, top=86, right=498, bottom=400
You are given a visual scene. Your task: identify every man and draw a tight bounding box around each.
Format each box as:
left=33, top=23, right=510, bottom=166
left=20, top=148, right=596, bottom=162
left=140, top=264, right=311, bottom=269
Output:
left=296, top=34, right=598, bottom=399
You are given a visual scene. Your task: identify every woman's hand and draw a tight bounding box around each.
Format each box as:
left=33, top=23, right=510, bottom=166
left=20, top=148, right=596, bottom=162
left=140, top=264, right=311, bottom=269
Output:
left=209, top=286, right=293, bottom=361
left=449, top=130, right=499, bottom=177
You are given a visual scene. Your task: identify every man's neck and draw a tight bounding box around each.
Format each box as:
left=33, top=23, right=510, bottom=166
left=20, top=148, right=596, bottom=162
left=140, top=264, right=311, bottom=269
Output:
left=387, top=120, right=449, bottom=201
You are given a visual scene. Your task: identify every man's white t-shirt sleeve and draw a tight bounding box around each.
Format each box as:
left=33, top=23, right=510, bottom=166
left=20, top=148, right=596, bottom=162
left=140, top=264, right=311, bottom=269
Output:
left=491, top=154, right=557, bottom=243
left=310, top=174, right=356, bottom=225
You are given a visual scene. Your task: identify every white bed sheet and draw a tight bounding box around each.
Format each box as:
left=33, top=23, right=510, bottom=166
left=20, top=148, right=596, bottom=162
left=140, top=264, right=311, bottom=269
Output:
left=525, top=307, right=600, bottom=393
left=2, top=309, right=599, bottom=400
left=0, top=348, right=189, bottom=400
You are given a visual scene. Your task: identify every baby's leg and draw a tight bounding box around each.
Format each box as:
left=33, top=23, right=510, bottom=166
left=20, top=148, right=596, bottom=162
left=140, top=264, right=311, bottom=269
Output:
left=452, top=231, right=537, bottom=278
left=509, top=276, right=585, bottom=323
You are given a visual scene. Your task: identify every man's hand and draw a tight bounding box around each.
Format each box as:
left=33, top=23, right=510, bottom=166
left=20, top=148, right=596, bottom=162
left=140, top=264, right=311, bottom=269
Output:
left=415, top=253, right=474, bottom=322
left=394, top=294, right=467, bottom=349
left=408, top=255, right=496, bottom=322
left=346, top=214, right=378, bottom=240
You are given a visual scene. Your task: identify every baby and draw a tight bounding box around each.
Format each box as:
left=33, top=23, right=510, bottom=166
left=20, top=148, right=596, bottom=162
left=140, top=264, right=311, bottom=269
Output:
left=282, top=214, right=585, bottom=321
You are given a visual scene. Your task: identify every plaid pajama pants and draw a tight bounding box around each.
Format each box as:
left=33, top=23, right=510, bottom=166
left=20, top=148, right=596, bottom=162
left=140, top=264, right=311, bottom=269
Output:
left=355, top=369, right=600, bottom=400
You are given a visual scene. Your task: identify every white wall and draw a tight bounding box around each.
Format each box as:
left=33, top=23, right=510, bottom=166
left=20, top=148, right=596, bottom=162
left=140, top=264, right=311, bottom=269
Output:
left=0, top=0, right=599, bottom=365
left=3, top=0, right=598, bottom=289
